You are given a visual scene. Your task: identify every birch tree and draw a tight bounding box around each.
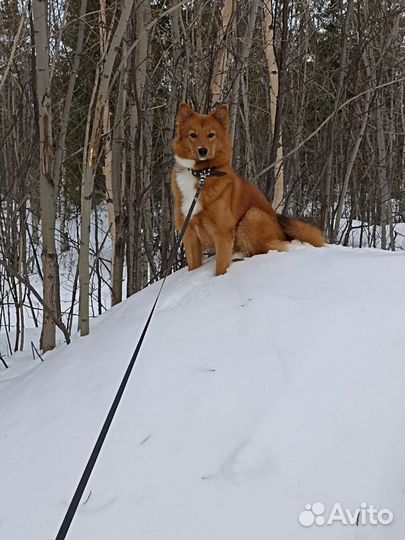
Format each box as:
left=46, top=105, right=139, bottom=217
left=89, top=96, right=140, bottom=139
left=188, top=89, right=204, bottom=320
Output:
left=210, top=0, right=235, bottom=107
left=79, top=0, right=135, bottom=336
left=263, top=0, right=286, bottom=211
left=32, top=0, right=60, bottom=352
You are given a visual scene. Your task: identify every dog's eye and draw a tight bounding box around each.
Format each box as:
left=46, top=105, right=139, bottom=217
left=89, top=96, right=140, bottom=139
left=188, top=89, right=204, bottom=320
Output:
left=189, top=133, right=197, bottom=139
left=208, top=133, right=215, bottom=138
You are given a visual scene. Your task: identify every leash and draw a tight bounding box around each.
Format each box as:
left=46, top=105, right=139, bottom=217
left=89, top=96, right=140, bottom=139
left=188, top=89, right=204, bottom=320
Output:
left=55, top=167, right=224, bottom=540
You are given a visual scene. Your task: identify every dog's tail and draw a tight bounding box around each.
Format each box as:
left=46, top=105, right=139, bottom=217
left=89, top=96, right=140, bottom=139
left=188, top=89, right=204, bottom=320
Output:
left=277, top=215, right=325, bottom=247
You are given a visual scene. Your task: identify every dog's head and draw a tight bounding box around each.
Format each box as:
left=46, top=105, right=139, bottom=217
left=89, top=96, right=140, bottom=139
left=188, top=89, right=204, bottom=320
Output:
left=172, top=103, right=231, bottom=165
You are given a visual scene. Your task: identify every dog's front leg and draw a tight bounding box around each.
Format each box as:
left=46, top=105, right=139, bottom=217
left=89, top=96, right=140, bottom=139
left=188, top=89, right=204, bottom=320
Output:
left=213, top=229, right=234, bottom=276
left=183, top=228, right=202, bottom=271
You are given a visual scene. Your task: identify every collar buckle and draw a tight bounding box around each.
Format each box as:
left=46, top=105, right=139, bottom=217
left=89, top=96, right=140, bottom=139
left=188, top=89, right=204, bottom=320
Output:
left=188, top=167, right=212, bottom=188
left=197, top=168, right=210, bottom=188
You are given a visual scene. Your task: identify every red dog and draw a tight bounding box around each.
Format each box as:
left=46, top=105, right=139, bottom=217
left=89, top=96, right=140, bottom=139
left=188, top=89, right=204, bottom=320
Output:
left=171, top=103, right=324, bottom=275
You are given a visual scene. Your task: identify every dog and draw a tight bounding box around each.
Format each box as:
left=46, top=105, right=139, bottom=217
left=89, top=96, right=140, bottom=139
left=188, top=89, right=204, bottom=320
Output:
left=171, top=103, right=325, bottom=276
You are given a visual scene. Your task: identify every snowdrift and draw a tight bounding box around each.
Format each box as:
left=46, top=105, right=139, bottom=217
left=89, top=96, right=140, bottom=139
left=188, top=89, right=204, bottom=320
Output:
left=0, top=244, right=404, bottom=540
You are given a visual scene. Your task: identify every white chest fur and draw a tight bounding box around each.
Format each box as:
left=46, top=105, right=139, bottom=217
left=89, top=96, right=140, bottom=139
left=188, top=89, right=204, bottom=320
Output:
left=174, top=156, right=201, bottom=218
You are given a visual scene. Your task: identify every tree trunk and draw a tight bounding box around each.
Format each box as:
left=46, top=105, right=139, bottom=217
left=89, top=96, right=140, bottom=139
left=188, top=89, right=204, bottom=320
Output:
left=127, top=0, right=150, bottom=296
left=79, top=0, right=135, bottom=336
left=99, top=0, right=115, bottom=250
left=32, top=0, right=60, bottom=352
left=230, top=0, right=260, bottom=142
left=332, top=70, right=371, bottom=242
left=210, top=0, right=235, bottom=107
left=111, top=43, right=128, bottom=305
left=263, top=0, right=286, bottom=211
left=320, top=0, right=354, bottom=236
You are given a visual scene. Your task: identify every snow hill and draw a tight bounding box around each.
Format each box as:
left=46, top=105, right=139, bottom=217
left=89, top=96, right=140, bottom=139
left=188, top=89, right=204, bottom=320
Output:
left=0, top=244, right=404, bottom=540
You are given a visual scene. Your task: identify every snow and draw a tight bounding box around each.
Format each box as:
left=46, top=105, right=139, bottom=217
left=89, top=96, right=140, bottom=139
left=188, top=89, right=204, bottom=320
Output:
left=0, top=244, right=404, bottom=539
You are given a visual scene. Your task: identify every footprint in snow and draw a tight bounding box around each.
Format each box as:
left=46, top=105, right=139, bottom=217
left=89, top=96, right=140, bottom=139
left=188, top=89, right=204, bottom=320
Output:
left=202, top=440, right=274, bottom=486
left=158, top=274, right=212, bottom=311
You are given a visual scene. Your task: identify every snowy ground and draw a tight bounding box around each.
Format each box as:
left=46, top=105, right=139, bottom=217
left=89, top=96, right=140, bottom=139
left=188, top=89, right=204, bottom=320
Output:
left=0, top=244, right=404, bottom=540
left=1, top=211, right=403, bottom=360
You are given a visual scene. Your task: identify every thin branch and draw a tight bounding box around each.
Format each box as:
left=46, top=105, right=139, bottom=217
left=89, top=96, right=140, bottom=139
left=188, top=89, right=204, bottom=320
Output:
left=254, top=76, right=405, bottom=180
left=0, top=259, right=71, bottom=346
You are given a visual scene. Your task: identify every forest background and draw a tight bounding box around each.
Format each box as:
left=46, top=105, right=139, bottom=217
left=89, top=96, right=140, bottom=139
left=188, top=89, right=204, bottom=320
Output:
left=0, top=0, right=404, bottom=353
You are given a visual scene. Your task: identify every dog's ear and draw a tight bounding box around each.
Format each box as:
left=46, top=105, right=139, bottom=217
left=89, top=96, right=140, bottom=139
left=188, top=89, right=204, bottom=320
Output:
left=210, top=104, right=229, bottom=128
left=177, top=103, right=194, bottom=125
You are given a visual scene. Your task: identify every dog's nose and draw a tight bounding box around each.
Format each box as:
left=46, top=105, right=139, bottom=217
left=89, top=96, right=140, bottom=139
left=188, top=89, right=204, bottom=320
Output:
left=198, top=147, right=208, bottom=158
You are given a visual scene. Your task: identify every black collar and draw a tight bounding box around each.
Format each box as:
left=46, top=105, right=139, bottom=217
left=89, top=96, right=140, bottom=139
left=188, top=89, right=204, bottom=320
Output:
left=189, top=167, right=227, bottom=180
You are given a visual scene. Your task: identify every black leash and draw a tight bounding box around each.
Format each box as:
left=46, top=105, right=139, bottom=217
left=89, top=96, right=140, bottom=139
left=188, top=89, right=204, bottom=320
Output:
left=55, top=167, right=224, bottom=540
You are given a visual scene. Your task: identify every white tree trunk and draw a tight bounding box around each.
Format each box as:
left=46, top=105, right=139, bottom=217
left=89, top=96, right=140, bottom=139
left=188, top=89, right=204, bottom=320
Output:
left=211, top=0, right=235, bottom=106
left=99, top=0, right=115, bottom=246
left=263, top=0, right=284, bottom=211
left=79, top=0, right=135, bottom=336
left=32, top=0, right=60, bottom=352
